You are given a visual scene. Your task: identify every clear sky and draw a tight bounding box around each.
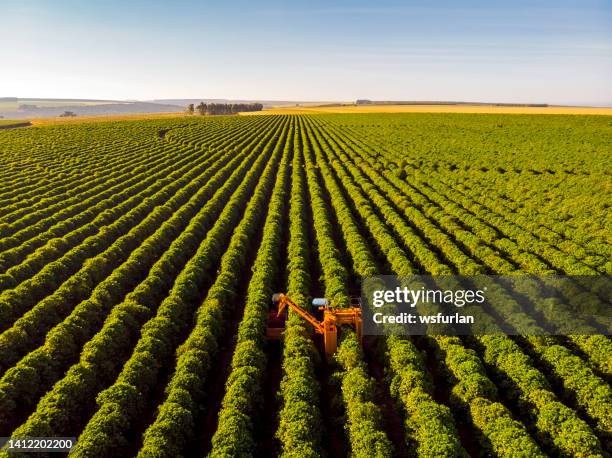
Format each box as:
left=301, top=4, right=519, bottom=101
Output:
left=2, top=0, right=611, bottom=105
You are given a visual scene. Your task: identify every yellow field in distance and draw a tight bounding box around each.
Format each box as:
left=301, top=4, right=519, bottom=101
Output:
left=241, top=104, right=612, bottom=116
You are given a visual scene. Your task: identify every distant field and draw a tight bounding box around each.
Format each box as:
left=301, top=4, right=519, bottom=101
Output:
left=0, top=119, right=31, bottom=128
left=0, top=99, right=117, bottom=112
left=30, top=111, right=186, bottom=126
left=242, top=103, right=612, bottom=115
left=0, top=119, right=22, bottom=126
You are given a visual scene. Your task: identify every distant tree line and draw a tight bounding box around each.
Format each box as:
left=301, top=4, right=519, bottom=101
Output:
left=185, top=102, right=263, bottom=115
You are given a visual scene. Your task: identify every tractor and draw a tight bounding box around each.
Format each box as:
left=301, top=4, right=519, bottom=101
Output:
left=266, top=293, right=362, bottom=360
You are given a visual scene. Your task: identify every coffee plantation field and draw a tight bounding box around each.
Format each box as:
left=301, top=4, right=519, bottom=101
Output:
left=0, top=113, right=610, bottom=457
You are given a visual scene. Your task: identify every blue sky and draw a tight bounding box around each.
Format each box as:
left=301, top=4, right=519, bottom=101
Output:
left=1, top=0, right=610, bottom=105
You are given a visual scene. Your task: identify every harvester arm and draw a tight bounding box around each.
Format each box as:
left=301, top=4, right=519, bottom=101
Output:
left=275, top=294, right=325, bottom=335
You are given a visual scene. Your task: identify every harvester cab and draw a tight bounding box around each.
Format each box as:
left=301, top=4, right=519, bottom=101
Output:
left=266, top=293, right=362, bottom=360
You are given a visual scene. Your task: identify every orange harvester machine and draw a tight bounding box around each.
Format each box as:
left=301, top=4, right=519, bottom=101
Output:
left=266, top=293, right=362, bottom=359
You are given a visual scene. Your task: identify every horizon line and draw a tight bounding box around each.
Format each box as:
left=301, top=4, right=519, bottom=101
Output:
left=3, top=96, right=612, bottom=108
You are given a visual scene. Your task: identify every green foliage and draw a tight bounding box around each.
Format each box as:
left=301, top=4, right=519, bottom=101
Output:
left=209, top=120, right=292, bottom=456
left=73, top=118, right=286, bottom=457
left=276, top=141, right=323, bottom=457
left=0, top=113, right=608, bottom=457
